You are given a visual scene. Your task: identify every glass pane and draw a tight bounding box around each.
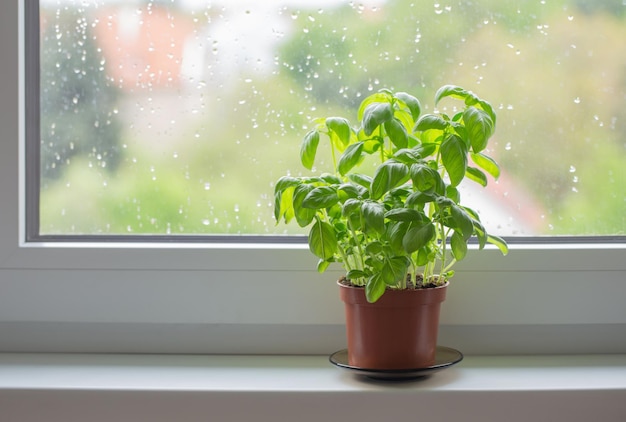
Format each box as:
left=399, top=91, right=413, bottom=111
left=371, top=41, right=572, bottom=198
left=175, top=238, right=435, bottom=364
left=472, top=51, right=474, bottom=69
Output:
left=37, top=0, right=625, bottom=236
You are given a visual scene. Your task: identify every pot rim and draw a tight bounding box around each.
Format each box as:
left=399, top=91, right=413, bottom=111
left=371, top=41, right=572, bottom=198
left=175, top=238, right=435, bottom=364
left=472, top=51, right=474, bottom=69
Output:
left=338, top=279, right=449, bottom=307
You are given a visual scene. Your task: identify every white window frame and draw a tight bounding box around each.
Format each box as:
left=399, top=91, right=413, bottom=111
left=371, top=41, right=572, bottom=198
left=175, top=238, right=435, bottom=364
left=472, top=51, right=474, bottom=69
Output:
left=1, top=0, right=625, bottom=355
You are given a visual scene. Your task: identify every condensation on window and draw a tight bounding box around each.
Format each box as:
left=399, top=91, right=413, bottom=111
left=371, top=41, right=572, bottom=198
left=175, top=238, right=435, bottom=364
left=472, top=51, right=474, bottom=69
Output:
left=38, top=0, right=625, bottom=236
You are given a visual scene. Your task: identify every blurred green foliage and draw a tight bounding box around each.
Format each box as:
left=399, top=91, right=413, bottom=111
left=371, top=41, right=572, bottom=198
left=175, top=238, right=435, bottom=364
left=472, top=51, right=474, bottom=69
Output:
left=39, top=0, right=625, bottom=236
left=40, top=7, right=122, bottom=181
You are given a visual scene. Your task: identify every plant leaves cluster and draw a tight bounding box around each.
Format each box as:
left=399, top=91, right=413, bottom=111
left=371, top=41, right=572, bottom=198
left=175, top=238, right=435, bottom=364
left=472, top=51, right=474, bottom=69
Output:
left=275, top=85, right=508, bottom=303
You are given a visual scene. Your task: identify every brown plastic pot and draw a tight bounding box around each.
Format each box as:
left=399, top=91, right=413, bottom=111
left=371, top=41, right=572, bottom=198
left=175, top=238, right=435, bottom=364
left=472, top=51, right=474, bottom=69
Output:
left=338, top=280, right=448, bottom=369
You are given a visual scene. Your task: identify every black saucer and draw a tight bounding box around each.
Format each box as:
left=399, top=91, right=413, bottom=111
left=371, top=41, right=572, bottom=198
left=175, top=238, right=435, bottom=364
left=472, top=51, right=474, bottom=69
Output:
left=329, top=346, right=463, bottom=380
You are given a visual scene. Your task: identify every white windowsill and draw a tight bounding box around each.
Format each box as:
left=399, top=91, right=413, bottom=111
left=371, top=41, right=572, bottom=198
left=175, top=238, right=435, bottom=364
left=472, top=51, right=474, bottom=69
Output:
left=1, top=353, right=625, bottom=422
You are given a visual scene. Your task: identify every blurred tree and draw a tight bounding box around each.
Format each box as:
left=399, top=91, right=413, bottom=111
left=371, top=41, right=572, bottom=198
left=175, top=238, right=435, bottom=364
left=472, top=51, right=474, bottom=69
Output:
left=40, top=7, right=122, bottom=181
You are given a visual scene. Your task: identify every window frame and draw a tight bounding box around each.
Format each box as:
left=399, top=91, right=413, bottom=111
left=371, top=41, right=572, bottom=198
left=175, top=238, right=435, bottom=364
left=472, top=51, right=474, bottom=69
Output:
left=1, top=0, right=625, bottom=355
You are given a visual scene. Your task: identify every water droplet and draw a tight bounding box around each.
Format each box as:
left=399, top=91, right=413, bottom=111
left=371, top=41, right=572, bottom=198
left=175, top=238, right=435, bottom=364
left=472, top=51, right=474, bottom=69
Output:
left=569, top=165, right=576, bottom=173
left=573, top=97, right=580, bottom=104
left=505, top=142, right=512, bottom=151
left=204, top=182, right=211, bottom=190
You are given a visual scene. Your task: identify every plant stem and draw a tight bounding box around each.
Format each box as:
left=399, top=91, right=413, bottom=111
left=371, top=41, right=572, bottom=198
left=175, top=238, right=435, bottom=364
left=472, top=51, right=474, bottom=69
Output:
left=439, top=223, right=448, bottom=279
left=443, top=258, right=457, bottom=273
left=347, top=220, right=366, bottom=271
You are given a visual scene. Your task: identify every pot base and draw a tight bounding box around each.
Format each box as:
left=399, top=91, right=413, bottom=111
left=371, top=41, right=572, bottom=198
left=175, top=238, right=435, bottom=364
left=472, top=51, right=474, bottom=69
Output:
left=329, top=345, right=463, bottom=381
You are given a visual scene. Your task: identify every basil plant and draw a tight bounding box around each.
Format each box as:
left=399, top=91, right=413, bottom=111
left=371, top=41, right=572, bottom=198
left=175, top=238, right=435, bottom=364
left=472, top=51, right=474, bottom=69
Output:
left=274, top=85, right=508, bottom=303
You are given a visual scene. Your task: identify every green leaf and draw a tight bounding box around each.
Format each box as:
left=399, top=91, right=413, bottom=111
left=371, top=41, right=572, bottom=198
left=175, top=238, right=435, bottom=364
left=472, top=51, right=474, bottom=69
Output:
left=371, top=161, right=409, bottom=200
left=466, top=167, right=488, bottom=187
left=358, top=91, right=392, bottom=121
left=274, top=181, right=297, bottom=223
left=473, top=219, right=488, bottom=249
left=414, top=114, right=448, bottom=132
left=449, top=204, right=474, bottom=240
left=342, top=198, right=362, bottom=217
left=450, top=231, right=468, bottom=261
left=394, top=146, right=433, bottom=165
left=434, top=85, right=468, bottom=105
left=274, top=176, right=301, bottom=195
left=362, top=138, right=382, bottom=154
left=361, top=201, right=385, bottom=235
left=325, top=117, right=352, bottom=148
left=452, top=204, right=474, bottom=238
left=435, top=196, right=455, bottom=208
left=446, top=185, right=460, bottom=203
left=384, top=208, right=424, bottom=222
left=337, top=183, right=366, bottom=201
left=308, top=219, right=337, bottom=260
left=402, top=222, right=436, bottom=254
left=302, top=186, right=339, bottom=209
left=463, top=91, right=480, bottom=106
left=470, top=152, right=501, bottom=180
left=387, top=221, right=409, bottom=255
left=382, top=256, right=410, bottom=285
left=416, top=246, right=433, bottom=266
left=487, top=234, right=509, bottom=256
left=300, top=130, right=320, bottom=170
left=362, top=102, right=393, bottom=136
left=463, top=107, right=494, bottom=153
left=347, top=269, right=368, bottom=280
left=405, top=191, right=435, bottom=207
left=461, top=205, right=480, bottom=221
left=347, top=211, right=363, bottom=231
left=337, top=142, right=364, bottom=175
left=292, top=184, right=317, bottom=227
left=395, top=92, right=421, bottom=121
left=393, top=148, right=422, bottom=165
left=320, top=174, right=342, bottom=184
left=368, top=256, right=384, bottom=272
left=365, top=241, right=383, bottom=255
left=393, top=108, right=417, bottom=135
left=477, top=99, right=497, bottom=125
left=410, top=163, right=444, bottom=195
left=274, top=179, right=299, bottom=223
left=366, top=273, right=386, bottom=303
left=384, top=118, right=409, bottom=149
left=440, top=134, right=468, bottom=187
left=317, top=259, right=331, bottom=273
left=348, top=173, right=372, bottom=189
